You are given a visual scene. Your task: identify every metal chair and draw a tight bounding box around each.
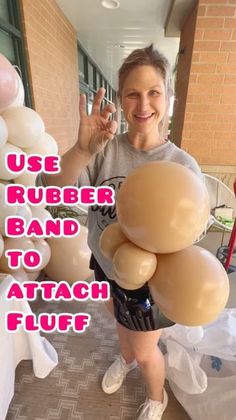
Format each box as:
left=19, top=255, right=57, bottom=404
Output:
left=203, top=174, right=235, bottom=232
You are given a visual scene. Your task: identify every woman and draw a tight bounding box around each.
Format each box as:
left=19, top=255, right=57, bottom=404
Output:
left=41, top=44, right=202, bottom=419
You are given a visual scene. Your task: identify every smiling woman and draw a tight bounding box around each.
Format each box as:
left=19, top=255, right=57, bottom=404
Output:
left=118, top=44, right=173, bottom=148
left=38, top=44, right=204, bottom=419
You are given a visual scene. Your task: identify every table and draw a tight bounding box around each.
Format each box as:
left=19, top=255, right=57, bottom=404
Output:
left=0, top=274, right=58, bottom=420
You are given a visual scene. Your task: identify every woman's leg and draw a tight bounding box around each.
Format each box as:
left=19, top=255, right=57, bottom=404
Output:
left=104, top=299, right=135, bottom=364
left=128, top=329, right=165, bottom=401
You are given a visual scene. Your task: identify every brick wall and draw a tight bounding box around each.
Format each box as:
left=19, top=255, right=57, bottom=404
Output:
left=172, top=0, right=236, bottom=171
left=19, top=0, right=79, bottom=154
left=171, top=4, right=198, bottom=147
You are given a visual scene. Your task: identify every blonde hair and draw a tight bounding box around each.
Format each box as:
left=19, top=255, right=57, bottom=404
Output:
left=118, top=44, right=173, bottom=137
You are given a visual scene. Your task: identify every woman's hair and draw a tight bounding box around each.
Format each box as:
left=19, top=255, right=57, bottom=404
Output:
left=118, top=44, right=173, bottom=103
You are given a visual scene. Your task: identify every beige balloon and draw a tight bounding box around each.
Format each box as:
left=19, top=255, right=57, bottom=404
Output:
left=113, top=242, right=157, bottom=290
left=0, top=234, right=4, bottom=258
left=44, top=225, right=92, bottom=283
left=24, top=132, right=58, bottom=156
left=0, top=183, right=18, bottom=236
left=25, top=239, right=51, bottom=272
left=2, top=106, right=45, bottom=148
left=99, top=222, right=128, bottom=260
left=27, top=270, right=41, bottom=281
left=0, top=237, right=35, bottom=273
left=11, top=269, right=29, bottom=283
left=116, top=161, right=210, bottom=253
left=0, top=142, right=23, bottom=180
left=15, top=170, right=37, bottom=187
left=149, top=245, right=230, bottom=326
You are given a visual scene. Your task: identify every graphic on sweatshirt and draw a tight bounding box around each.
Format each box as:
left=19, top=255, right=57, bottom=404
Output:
left=91, top=176, right=126, bottom=231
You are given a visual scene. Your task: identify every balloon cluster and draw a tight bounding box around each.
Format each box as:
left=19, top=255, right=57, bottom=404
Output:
left=99, top=161, right=230, bottom=326
left=0, top=53, right=91, bottom=284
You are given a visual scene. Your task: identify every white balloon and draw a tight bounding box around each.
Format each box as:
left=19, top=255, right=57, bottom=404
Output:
left=25, top=239, right=51, bottom=272
left=11, top=269, right=29, bottom=283
left=30, top=206, right=52, bottom=221
left=0, top=183, right=18, bottom=236
left=15, top=171, right=37, bottom=187
left=16, top=204, right=32, bottom=224
left=0, top=236, right=35, bottom=273
left=27, top=270, right=41, bottom=281
left=7, top=72, right=25, bottom=108
left=0, top=116, right=8, bottom=149
left=0, top=234, right=4, bottom=258
left=2, top=106, right=45, bottom=148
left=30, top=206, right=53, bottom=241
left=0, top=142, right=23, bottom=180
left=24, top=132, right=58, bottom=156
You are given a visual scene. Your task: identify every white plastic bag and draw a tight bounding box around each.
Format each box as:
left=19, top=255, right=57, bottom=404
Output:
left=169, top=357, right=236, bottom=420
left=161, top=308, right=236, bottom=419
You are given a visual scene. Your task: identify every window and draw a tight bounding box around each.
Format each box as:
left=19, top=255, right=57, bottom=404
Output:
left=0, top=0, right=31, bottom=106
left=78, top=43, right=116, bottom=113
left=78, top=49, right=87, bottom=83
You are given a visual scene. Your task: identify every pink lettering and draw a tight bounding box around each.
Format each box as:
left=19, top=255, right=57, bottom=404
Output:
left=73, top=282, right=89, bottom=299
left=6, top=153, right=25, bottom=173
left=7, top=283, right=24, bottom=299
left=7, top=312, right=23, bottom=331
left=97, top=187, right=114, bottom=204
left=91, top=282, right=109, bottom=300
left=6, top=217, right=25, bottom=236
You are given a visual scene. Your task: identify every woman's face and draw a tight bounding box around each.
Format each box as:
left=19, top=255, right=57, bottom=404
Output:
left=120, top=65, right=167, bottom=136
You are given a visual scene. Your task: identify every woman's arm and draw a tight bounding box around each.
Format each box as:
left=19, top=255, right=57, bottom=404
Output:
left=41, top=88, right=117, bottom=188
left=42, top=146, right=92, bottom=187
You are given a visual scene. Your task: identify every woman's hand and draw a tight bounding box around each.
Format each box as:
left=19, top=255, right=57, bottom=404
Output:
left=77, top=87, right=118, bottom=157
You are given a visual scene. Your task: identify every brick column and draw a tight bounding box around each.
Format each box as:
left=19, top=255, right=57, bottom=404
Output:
left=20, top=0, right=79, bottom=154
left=172, top=0, right=236, bottom=181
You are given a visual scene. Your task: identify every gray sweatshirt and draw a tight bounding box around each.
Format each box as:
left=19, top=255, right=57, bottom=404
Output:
left=77, top=133, right=202, bottom=279
left=37, top=133, right=203, bottom=279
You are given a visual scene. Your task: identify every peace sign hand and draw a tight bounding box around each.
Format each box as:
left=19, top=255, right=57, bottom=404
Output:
left=77, top=88, right=118, bottom=157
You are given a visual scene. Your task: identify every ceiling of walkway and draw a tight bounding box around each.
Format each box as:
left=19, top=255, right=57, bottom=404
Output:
left=56, top=0, right=196, bottom=88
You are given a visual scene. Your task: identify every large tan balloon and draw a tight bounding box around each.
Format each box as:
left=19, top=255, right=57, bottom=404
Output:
left=116, top=161, right=210, bottom=253
left=0, top=237, right=35, bottom=273
left=99, top=222, right=128, bottom=260
left=24, top=132, right=58, bottom=156
left=113, top=242, right=157, bottom=290
left=0, top=183, right=18, bottom=235
left=0, top=142, right=23, bottom=180
left=44, top=226, right=92, bottom=283
left=2, top=106, right=45, bottom=148
left=149, top=245, right=230, bottom=326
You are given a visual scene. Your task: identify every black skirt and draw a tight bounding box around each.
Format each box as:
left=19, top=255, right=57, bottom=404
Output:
left=90, top=254, right=175, bottom=332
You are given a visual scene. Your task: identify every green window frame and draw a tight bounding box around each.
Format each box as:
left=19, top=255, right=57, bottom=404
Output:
left=78, top=42, right=116, bottom=114
left=0, top=0, right=31, bottom=107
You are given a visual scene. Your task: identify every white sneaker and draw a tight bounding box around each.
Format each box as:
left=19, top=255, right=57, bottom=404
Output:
left=137, top=389, right=168, bottom=420
left=102, top=354, right=137, bottom=394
